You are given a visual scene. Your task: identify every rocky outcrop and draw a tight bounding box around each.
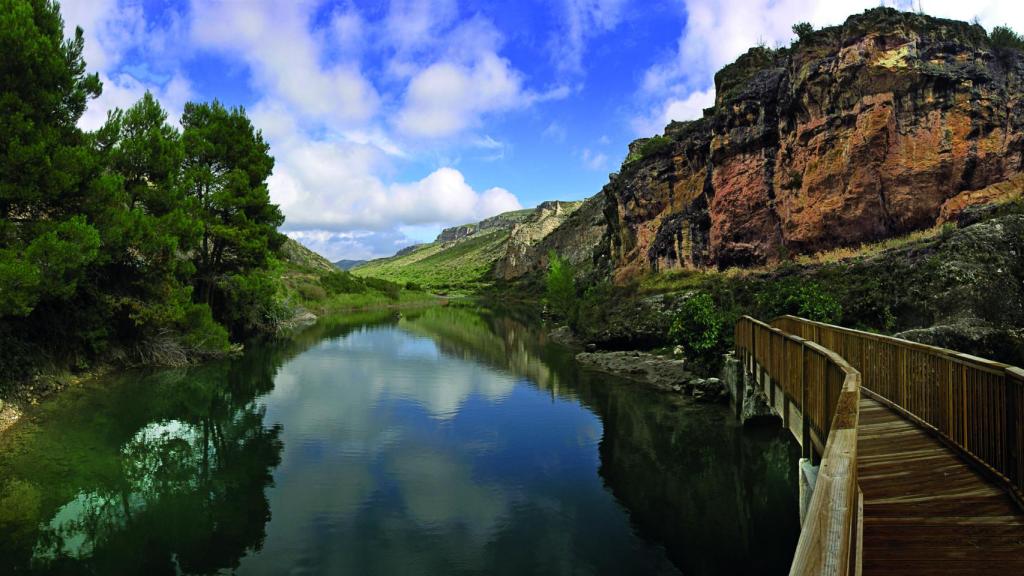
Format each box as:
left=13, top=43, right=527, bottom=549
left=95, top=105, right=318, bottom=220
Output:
left=436, top=208, right=534, bottom=244
left=599, top=8, right=1024, bottom=277
left=575, top=350, right=691, bottom=391
left=495, top=195, right=609, bottom=281
left=493, top=200, right=586, bottom=278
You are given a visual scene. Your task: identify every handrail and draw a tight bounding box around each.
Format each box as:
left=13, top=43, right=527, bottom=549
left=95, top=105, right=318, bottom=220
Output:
left=735, top=316, right=862, bottom=576
left=771, top=315, right=1024, bottom=508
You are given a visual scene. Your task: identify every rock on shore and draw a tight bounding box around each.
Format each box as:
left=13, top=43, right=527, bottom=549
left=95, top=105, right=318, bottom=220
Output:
left=574, top=350, right=728, bottom=402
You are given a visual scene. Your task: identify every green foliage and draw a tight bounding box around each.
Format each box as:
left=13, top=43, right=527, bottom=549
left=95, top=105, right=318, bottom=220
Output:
left=755, top=277, right=842, bottom=323
left=990, top=25, right=1024, bottom=56
left=626, top=135, right=673, bottom=164
left=180, top=302, right=230, bottom=353
left=0, top=1, right=309, bottom=382
left=669, top=293, right=723, bottom=369
left=181, top=100, right=284, bottom=317
left=353, top=228, right=513, bottom=293
left=792, top=22, right=814, bottom=41
left=545, top=251, right=576, bottom=322
left=573, top=281, right=616, bottom=333
left=217, top=269, right=286, bottom=337
left=319, top=270, right=367, bottom=294
left=363, top=276, right=402, bottom=301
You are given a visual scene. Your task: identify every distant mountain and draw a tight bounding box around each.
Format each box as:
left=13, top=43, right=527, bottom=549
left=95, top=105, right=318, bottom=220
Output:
left=352, top=201, right=582, bottom=292
left=333, top=259, right=366, bottom=271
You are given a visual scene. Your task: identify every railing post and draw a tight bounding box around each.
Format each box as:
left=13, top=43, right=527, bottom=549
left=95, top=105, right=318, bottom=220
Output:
left=802, top=343, right=812, bottom=461
left=1008, top=369, right=1020, bottom=491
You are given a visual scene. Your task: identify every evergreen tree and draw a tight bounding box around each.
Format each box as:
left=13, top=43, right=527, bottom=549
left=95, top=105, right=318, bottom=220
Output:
left=0, top=0, right=103, bottom=316
left=180, top=101, right=284, bottom=333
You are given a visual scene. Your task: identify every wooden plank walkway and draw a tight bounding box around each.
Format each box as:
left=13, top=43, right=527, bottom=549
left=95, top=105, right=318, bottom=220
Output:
left=857, top=396, right=1024, bottom=575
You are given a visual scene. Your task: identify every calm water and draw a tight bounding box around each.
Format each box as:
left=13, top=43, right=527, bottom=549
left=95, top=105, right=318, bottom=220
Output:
left=0, top=306, right=800, bottom=575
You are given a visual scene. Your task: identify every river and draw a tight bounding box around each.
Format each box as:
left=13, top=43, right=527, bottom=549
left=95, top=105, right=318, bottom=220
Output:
left=0, top=305, right=800, bottom=575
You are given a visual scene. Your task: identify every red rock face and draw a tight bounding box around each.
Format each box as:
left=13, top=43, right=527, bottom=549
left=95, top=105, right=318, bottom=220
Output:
left=601, top=8, right=1024, bottom=278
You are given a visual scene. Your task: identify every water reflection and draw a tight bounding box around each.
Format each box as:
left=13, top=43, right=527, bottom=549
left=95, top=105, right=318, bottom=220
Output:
left=0, top=305, right=799, bottom=575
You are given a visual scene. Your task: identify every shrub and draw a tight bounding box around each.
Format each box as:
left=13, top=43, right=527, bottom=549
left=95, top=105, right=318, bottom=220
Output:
left=320, top=271, right=366, bottom=294
left=405, top=281, right=422, bottom=292
left=991, top=25, right=1024, bottom=53
left=180, top=303, right=231, bottom=354
left=755, top=277, right=842, bottom=323
left=363, top=276, right=401, bottom=300
left=296, top=282, right=327, bottom=301
left=545, top=251, right=576, bottom=322
left=218, top=270, right=286, bottom=336
left=669, top=292, right=723, bottom=366
left=792, top=22, right=814, bottom=41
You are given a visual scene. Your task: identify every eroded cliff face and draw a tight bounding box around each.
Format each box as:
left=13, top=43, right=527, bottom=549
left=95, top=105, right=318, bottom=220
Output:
left=602, top=8, right=1024, bottom=278
left=493, top=200, right=605, bottom=280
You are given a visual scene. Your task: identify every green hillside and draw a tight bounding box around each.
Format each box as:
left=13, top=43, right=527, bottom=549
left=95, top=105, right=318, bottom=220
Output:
left=277, top=238, right=435, bottom=316
left=353, top=228, right=511, bottom=293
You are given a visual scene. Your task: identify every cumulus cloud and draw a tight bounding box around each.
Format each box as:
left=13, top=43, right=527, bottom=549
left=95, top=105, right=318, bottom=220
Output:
left=61, top=0, right=192, bottom=130
left=550, top=0, right=628, bottom=74
left=189, top=1, right=379, bottom=125
left=394, top=16, right=568, bottom=138
left=397, top=54, right=526, bottom=137
left=631, top=87, right=715, bottom=136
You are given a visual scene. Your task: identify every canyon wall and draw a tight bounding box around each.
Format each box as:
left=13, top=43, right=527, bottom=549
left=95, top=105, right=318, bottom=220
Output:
left=593, top=8, right=1024, bottom=279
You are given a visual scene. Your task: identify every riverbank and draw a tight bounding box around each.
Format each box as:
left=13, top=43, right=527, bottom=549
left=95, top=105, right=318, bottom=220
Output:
left=0, top=297, right=448, bottom=436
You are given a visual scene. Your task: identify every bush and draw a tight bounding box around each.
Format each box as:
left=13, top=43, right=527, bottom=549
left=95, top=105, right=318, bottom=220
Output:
left=319, top=271, right=366, bottom=294
left=296, top=282, right=327, bottom=301
left=755, top=277, right=842, bottom=323
left=669, top=292, right=723, bottom=370
left=545, top=251, right=576, bottom=322
left=405, top=281, right=422, bottom=292
left=180, top=303, right=230, bottom=353
left=218, top=270, right=286, bottom=336
left=991, top=25, right=1024, bottom=53
left=792, top=22, right=814, bottom=41
left=363, top=276, right=401, bottom=300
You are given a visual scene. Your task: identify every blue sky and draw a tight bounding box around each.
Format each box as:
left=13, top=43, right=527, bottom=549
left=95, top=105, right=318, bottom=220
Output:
left=60, top=0, right=1024, bottom=260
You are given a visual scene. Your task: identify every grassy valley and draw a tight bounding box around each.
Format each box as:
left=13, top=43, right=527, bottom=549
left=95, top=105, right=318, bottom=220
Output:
left=353, top=228, right=513, bottom=293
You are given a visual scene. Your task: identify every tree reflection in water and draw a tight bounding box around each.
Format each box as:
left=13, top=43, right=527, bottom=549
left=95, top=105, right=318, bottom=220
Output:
left=0, top=311, right=397, bottom=575
left=0, top=306, right=798, bottom=575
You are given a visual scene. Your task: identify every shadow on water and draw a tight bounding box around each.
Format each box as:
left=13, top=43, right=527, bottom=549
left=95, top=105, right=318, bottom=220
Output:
left=399, top=304, right=802, bottom=575
left=0, top=305, right=799, bottom=575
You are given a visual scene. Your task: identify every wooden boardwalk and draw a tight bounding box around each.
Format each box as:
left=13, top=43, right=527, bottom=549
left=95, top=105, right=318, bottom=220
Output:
left=736, top=315, right=1024, bottom=575
left=857, top=396, right=1024, bottom=575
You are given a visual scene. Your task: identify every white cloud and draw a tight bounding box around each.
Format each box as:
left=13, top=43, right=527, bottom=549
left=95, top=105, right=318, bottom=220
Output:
left=397, top=54, right=525, bottom=137
left=542, top=122, right=568, bottom=142
left=394, top=16, right=568, bottom=138
left=189, top=0, right=379, bottom=125
left=632, top=87, right=715, bottom=136
left=79, top=72, right=192, bottom=131
left=61, top=0, right=191, bottom=130
left=581, top=148, right=609, bottom=171
left=551, top=0, right=628, bottom=73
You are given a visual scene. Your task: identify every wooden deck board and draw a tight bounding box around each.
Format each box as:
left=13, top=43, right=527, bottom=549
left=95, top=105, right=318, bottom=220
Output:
left=857, top=396, right=1024, bottom=575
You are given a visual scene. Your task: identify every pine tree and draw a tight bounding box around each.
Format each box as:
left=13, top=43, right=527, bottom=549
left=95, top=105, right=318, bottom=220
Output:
left=0, top=0, right=103, bottom=316
left=180, top=100, right=284, bottom=333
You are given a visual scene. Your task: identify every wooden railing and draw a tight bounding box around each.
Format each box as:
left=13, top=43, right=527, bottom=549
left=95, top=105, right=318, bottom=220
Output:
left=772, top=315, right=1024, bottom=509
left=735, top=316, right=862, bottom=576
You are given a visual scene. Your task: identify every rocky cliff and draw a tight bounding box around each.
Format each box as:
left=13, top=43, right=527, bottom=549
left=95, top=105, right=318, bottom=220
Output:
left=493, top=200, right=601, bottom=279
left=597, top=8, right=1024, bottom=279
left=435, top=208, right=534, bottom=244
